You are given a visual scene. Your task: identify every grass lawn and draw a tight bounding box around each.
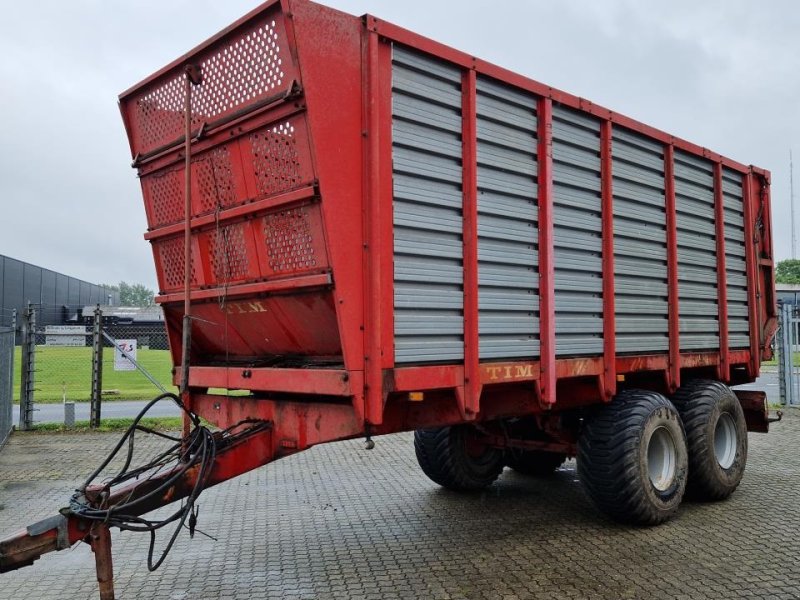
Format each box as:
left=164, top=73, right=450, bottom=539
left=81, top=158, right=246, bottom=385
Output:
left=13, top=346, right=176, bottom=403
left=762, top=352, right=800, bottom=367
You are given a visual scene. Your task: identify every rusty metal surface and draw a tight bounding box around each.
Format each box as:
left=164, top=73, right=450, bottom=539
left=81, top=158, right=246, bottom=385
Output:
left=1, top=409, right=799, bottom=599
left=734, top=389, right=775, bottom=433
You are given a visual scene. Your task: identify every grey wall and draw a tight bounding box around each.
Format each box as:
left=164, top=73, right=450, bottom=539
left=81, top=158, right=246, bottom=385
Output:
left=0, top=254, right=120, bottom=326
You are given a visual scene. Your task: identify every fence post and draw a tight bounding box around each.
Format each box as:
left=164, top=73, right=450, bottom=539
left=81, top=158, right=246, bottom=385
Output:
left=778, top=301, right=787, bottom=406
left=9, top=311, right=16, bottom=428
left=90, top=305, right=103, bottom=428
left=792, top=304, right=799, bottom=407
left=779, top=301, right=797, bottom=407
left=18, top=303, right=36, bottom=431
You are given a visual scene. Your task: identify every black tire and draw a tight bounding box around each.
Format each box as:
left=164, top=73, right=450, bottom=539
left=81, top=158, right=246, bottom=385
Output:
left=506, top=450, right=567, bottom=477
left=578, top=389, right=688, bottom=526
left=671, top=379, right=748, bottom=501
left=414, top=425, right=504, bottom=491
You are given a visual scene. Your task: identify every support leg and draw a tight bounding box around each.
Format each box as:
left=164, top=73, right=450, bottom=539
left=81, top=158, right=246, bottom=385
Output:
left=90, top=524, right=115, bottom=600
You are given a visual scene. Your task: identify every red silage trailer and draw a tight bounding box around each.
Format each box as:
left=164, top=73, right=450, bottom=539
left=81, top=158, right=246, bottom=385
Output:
left=0, top=1, right=778, bottom=597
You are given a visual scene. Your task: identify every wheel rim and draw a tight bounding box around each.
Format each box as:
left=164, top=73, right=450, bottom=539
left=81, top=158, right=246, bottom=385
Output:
left=714, top=413, right=737, bottom=469
left=647, top=426, right=677, bottom=492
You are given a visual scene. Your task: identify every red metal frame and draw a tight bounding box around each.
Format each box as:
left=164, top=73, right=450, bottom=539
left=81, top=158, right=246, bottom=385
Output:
left=600, top=120, right=616, bottom=399
left=363, top=23, right=383, bottom=425
left=462, top=68, right=480, bottom=418
left=537, top=97, right=556, bottom=407
left=714, top=163, right=730, bottom=381
left=743, top=171, right=760, bottom=378
left=664, top=144, right=681, bottom=392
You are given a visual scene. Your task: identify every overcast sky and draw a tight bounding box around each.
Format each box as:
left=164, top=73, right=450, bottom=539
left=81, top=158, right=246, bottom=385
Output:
left=1, top=0, right=797, bottom=291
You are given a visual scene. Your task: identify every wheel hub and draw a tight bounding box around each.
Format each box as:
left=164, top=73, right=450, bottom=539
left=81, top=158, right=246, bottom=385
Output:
left=714, top=413, right=737, bottom=469
left=647, top=426, right=677, bottom=492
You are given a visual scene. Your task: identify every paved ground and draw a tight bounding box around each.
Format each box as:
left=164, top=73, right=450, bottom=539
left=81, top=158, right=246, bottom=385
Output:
left=0, top=407, right=798, bottom=599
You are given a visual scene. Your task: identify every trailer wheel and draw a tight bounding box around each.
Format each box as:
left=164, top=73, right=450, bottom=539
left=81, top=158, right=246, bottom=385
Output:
left=578, top=389, right=688, bottom=525
left=671, top=379, right=747, bottom=501
left=506, top=450, right=567, bottom=477
left=414, top=425, right=504, bottom=491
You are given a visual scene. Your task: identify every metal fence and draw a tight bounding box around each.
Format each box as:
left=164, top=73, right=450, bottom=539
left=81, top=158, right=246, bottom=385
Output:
left=0, top=322, right=15, bottom=447
left=777, top=301, right=800, bottom=407
left=15, top=304, right=175, bottom=428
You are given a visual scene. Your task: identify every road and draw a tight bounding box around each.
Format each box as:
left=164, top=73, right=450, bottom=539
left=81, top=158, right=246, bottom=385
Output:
left=13, top=399, right=182, bottom=424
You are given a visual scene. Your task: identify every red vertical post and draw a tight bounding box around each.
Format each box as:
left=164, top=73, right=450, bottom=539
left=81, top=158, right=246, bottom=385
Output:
left=743, top=170, right=760, bottom=378
left=713, top=163, right=730, bottom=381
left=600, top=120, right=616, bottom=399
left=462, top=68, right=480, bottom=418
left=377, top=41, right=396, bottom=370
left=537, top=97, right=556, bottom=406
left=363, top=26, right=383, bottom=425
left=664, top=144, right=680, bottom=391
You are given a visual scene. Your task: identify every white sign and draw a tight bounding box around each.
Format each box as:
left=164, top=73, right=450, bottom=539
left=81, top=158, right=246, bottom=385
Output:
left=114, top=340, right=137, bottom=371
left=45, top=326, right=86, bottom=347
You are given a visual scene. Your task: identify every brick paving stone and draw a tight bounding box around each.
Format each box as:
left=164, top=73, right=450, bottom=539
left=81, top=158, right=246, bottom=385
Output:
left=1, top=409, right=799, bottom=599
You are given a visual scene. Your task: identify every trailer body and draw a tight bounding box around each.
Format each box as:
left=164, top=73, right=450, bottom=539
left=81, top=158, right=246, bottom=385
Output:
left=117, top=0, right=775, bottom=442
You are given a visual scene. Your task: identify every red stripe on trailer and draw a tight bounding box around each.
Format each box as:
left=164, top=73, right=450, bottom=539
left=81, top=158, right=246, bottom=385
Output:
left=664, top=144, right=680, bottom=392
left=363, top=24, right=383, bottom=424
left=377, top=38, right=395, bottom=370
left=743, top=170, right=760, bottom=378
left=714, top=162, right=730, bottom=381
left=600, top=120, right=616, bottom=399
left=537, top=97, right=556, bottom=406
left=462, top=68, right=480, bottom=418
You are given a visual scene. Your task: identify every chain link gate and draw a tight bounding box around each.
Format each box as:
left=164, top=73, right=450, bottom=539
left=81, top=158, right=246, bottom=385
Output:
left=777, top=301, right=800, bottom=406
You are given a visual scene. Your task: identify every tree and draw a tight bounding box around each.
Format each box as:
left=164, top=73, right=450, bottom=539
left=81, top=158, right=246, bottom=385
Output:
left=776, top=259, right=800, bottom=285
left=99, top=281, right=154, bottom=306
left=118, top=282, right=155, bottom=307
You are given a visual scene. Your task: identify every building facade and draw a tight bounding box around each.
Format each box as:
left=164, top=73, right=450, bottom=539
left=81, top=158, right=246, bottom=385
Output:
left=0, top=254, right=119, bottom=326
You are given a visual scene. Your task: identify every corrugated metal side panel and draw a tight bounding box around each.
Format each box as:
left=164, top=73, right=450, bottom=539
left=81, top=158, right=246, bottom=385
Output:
left=551, top=106, right=603, bottom=356
left=612, top=128, right=669, bottom=353
left=674, top=150, right=719, bottom=351
left=392, top=46, right=464, bottom=363
left=722, top=167, right=750, bottom=348
left=476, top=76, right=539, bottom=359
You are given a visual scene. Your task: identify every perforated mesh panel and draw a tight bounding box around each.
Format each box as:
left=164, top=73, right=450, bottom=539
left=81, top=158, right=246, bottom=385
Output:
left=144, top=170, right=184, bottom=228
left=210, top=223, right=250, bottom=282
left=263, top=207, right=317, bottom=273
left=157, top=237, right=197, bottom=291
left=196, top=146, right=237, bottom=213
left=251, top=121, right=302, bottom=197
left=142, top=144, right=240, bottom=228
left=127, top=9, right=295, bottom=155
